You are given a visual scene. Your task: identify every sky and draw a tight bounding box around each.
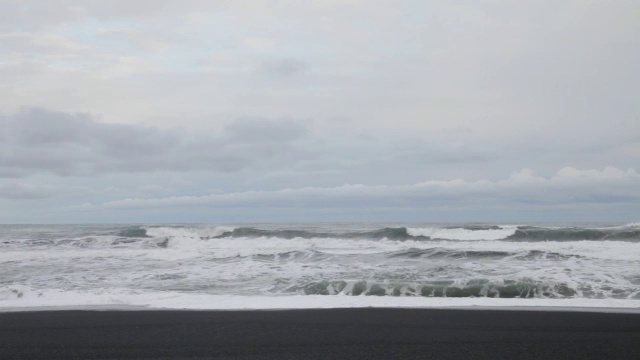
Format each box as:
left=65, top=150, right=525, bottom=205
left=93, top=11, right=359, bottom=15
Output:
left=1, top=0, right=639, bottom=223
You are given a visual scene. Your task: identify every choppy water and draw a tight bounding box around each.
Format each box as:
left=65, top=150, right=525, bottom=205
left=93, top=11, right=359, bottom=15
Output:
left=1, top=223, right=639, bottom=309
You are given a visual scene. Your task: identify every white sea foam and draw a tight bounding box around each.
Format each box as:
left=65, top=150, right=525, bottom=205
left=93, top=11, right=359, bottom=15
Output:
left=407, top=226, right=518, bottom=240
left=1, top=224, right=638, bottom=311
left=2, top=235, right=637, bottom=263
left=594, top=222, right=640, bottom=230
left=1, top=285, right=638, bottom=312
left=621, top=222, right=640, bottom=229
left=145, top=226, right=235, bottom=239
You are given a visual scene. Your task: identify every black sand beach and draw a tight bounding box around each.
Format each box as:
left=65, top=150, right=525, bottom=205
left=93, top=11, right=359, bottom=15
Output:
left=1, top=308, right=639, bottom=359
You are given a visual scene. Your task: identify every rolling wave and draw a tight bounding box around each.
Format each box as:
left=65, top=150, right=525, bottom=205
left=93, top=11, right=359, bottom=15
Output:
left=1, top=223, right=639, bottom=307
left=131, top=225, right=640, bottom=242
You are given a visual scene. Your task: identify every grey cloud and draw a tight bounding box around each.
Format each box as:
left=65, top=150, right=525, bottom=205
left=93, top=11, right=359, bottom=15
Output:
left=0, top=107, right=309, bottom=177
left=224, top=117, right=308, bottom=143
left=1, top=107, right=504, bottom=184
left=260, top=58, right=309, bottom=78
left=2, top=1, right=638, bottom=152
left=0, top=0, right=224, bottom=30
left=0, top=32, right=87, bottom=56
left=0, top=182, right=54, bottom=199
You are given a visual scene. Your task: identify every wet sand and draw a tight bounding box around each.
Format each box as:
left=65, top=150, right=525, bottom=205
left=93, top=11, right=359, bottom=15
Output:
left=1, top=308, right=639, bottom=359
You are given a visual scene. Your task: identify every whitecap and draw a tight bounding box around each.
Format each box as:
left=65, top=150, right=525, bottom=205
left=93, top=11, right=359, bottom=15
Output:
left=407, top=226, right=518, bottom=240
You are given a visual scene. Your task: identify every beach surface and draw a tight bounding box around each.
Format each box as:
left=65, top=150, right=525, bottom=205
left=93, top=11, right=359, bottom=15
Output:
left=1, top=308, right=639, bottom=359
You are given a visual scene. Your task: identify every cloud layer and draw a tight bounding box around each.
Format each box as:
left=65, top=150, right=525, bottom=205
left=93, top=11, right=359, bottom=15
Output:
left=100, top=167, right=640, bottom=208
left=68, top=166, right=639, bottom=222
left=1, top=1, right=639, bottom=222
left=0, top=107, right=310, bottom=177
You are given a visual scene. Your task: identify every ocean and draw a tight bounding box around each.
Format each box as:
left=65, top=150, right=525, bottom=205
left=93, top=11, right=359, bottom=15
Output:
left=1, top=223, right=639, bottom=310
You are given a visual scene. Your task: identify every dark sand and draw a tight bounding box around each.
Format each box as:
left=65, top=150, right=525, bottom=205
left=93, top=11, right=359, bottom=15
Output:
left=1, top=308, right=639, bottom=359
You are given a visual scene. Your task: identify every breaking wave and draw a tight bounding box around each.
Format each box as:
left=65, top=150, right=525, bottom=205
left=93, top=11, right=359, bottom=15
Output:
left=2, top=223, right=639, bottom=309
left=129, top=225, right=640, bottom=242
left=406, top=226, right=518, bottom=240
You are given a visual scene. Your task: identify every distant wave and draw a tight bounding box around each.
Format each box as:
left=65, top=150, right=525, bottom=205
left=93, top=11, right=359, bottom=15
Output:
left=507, top=226, right=640, bottom=241
left=5, top=225, right=636, bottom=252
left=406, top=226, right=517, bottom=240
left=122, top=225, right=640, bottom=242
left=144, top=226, right=236, bottom=239
left=208, top=226, right=515, bottom=241
left=214, top=226, right=415, bottom=240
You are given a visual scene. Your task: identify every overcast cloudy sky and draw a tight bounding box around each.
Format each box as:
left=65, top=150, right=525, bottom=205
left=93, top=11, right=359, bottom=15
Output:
left=1, top=0, right=639, bottom=223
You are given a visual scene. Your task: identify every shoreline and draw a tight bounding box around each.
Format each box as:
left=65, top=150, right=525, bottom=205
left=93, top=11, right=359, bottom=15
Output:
left=2, top=308, right=639, bottom=359
left=2, top=304, right=640, bottom=314
left=2, top=292, right=640, bottom=312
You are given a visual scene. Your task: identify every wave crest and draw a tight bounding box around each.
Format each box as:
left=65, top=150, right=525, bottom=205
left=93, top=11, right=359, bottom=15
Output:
left=407, top=226, right=518, bottom=241
left=144, top=226, right=236, bottom=239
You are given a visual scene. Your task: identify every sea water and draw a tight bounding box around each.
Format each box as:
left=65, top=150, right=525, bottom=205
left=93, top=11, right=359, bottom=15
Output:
left=1, top=223, right=639, bottom=310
